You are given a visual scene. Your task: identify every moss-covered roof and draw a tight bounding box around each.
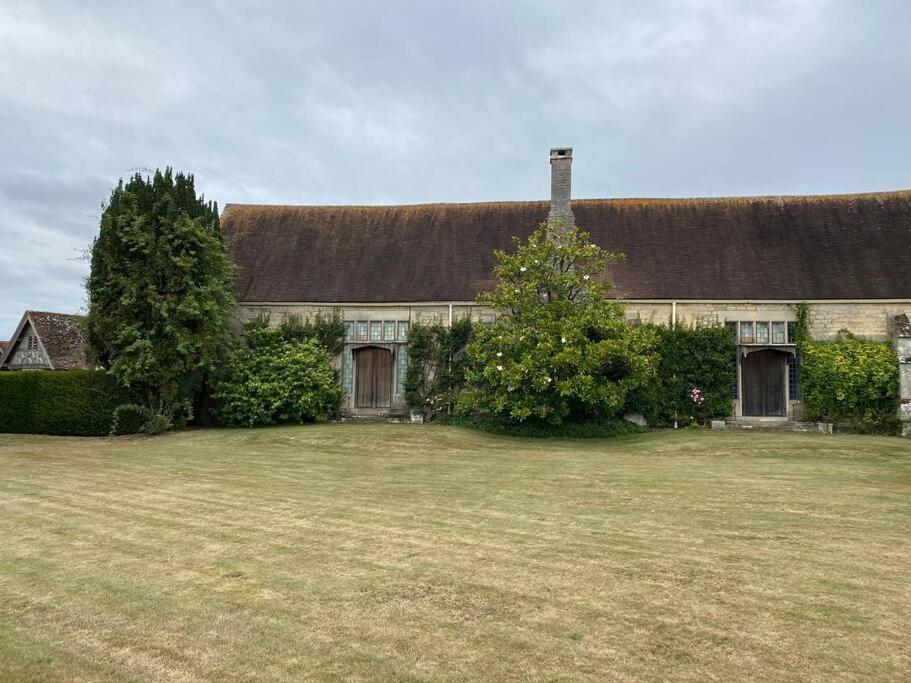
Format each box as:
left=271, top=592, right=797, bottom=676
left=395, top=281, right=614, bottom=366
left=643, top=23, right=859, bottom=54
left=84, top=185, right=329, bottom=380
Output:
left=222, top=190, right=911, bottom=302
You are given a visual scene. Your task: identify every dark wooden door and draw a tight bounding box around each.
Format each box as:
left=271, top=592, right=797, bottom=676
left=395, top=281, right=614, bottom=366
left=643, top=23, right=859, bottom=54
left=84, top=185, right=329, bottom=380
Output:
left=742, top=350, right=786, bottom=416
left=355, top=347, right=393, bottom=409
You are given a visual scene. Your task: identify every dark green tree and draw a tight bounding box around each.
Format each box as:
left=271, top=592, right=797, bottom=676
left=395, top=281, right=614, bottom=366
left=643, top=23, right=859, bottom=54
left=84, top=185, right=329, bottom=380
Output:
left=458, top=225, right=656, bottom=425
left=86, top=169, right=236, bottom=424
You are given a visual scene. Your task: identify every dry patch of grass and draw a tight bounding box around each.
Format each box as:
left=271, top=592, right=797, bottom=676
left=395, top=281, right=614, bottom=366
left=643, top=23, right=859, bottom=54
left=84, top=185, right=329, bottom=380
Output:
left=0, top=426, right=909, bottom=681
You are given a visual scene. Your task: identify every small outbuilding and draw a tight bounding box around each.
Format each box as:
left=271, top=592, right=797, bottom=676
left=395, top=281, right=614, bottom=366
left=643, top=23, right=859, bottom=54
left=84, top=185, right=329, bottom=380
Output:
left=0, top=311, right=90, bottom=371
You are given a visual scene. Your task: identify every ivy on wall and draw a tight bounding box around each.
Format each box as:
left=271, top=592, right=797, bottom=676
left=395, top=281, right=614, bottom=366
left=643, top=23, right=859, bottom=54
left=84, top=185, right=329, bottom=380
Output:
left=404, top=318, right=473, bottom=420
left=795, top=302, right=900, bottom=432
left=625, top=324, right=736, bottom=427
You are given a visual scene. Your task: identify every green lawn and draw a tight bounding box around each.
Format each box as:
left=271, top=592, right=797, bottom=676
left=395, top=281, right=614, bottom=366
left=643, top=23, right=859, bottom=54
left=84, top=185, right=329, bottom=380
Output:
left=1, top=426, right=909, bottom=681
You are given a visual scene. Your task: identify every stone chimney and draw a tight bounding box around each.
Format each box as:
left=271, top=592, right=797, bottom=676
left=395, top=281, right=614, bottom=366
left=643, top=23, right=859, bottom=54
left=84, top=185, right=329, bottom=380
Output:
left=548, top=147, right=575, bottom=231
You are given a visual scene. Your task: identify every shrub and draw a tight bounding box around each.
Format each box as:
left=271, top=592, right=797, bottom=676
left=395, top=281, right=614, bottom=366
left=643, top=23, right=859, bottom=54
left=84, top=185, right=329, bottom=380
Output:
left=626, top=324, right=736, bottom=427
left=213, top=337, right=342, bottom=427
left=254, top=310, right=346, bottom=356
left=0, top=370, right=131, bottom=436
left=404, top=318, right=473, bottom=420
left=110, top=404, right=152, bottom=435
left=457, top=225, right=656, bottom=425
left=795, top=304, right=900, bottom=433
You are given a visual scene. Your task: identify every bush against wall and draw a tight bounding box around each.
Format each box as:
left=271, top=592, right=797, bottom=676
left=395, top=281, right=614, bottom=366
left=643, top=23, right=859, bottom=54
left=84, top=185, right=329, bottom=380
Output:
left=404, top=318, right=473, bottom=420
left=0, top=371, right=131, bottom=436
left=625, top=324, right=735, bottom=427
left=267, top=311, right=346, bottom=356
left=457, top=225, right=656, bottom=425
left=795, top=304, right=899, bottom=431
left=213, top=325, right=342, bottom=427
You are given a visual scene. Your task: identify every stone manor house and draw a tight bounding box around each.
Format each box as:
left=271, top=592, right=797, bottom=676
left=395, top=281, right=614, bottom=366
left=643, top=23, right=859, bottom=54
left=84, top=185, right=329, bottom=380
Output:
left=221, top=149, right=911, bottom=422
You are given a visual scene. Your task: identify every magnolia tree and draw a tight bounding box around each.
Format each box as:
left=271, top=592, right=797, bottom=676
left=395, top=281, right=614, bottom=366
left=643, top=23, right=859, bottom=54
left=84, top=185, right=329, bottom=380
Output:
left=457, top=225, right=656, bottom=424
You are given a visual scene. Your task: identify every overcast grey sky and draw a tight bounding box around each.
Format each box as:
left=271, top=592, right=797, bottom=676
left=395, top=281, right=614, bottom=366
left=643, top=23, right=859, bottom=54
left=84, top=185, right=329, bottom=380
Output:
left=1, top=1, right=909, bottom=334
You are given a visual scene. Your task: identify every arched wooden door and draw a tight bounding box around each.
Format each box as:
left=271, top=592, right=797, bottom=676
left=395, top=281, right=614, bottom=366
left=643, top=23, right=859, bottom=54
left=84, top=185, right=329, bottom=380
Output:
left=742, top=349, right=787, bottom=416
left=355, top=347, right=393, bottom=409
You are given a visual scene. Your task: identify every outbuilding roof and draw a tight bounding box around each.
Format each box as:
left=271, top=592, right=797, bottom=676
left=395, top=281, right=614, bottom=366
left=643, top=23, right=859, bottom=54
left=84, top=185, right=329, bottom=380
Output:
left=221, top=190, right=911, bottom=303
left=0, top=311, right=89, bottom=370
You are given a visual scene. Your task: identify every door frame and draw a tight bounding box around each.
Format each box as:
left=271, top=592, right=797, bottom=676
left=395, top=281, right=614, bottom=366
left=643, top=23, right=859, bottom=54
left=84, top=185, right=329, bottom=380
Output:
left=353, top=345, right=396, bottom=410
left=738, top=346, right=792, bottom=418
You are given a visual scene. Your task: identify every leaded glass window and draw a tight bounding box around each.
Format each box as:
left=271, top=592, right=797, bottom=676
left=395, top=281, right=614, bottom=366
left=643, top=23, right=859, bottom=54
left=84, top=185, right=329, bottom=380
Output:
left=755, top=322, right=769, bottom=344
left=398, top=321, right=409, bottom=341
left=344, top=321, right=354, bottom=341
left=787, top=353, right=801, bottom=400
left=383, top=321, right=395, bottom=341
left=725, top=322, right=739, bottom=399
left=370, top=321, right=382, bottom=341
left=787, top=321, right=797, bottom=344
left=356, top=321, right=368, bottom=341
left=341, top=349, right=353, bottom=393
left=396, top=348, right=408, bottom=394
left=771, top=322, right=785, bottom=344
left=739, top=321, right=754, bottom=344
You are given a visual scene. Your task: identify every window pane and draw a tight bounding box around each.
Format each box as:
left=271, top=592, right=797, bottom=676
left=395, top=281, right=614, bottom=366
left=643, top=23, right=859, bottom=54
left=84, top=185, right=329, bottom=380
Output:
left=731, top=353, right=739, bottom=400
left=344, top=321, right=354, bottom=341
left=787, top=321, right=797, bottom=344
left=398, top=321, right=409, bottom=341
left=341, top=349, right=353, bottom=393
left=771, top=322, right=785, bottom=344
left=383, top=321, right=395, bottom=341
left=755, top=322, right=769, bottom=344
left=787, top=353, right=801, bottom=400
left=396, top=348, right=408, bottom=394
left=356, top=321, right=367, bottom=341
left=370, top=321, right=382, bottom=341
left=739, top=321, right=753, bottom=343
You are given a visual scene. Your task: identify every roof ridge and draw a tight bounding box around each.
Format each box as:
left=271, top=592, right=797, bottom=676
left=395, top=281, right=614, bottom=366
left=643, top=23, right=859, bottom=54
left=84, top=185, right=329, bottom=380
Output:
left=26, top=310, right=85, bottom=317
left=222, top=188, right=911, bottom=213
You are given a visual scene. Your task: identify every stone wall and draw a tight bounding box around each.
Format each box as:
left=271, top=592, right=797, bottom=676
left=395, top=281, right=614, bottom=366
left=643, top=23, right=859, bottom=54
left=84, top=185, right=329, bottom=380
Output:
left=241, top=301, right=910, bottom=341
left=622, top=301, right=911, bottom=341
left=891, top=315, right=911, bottom=436
left=240, top=300, right=910, bottom=420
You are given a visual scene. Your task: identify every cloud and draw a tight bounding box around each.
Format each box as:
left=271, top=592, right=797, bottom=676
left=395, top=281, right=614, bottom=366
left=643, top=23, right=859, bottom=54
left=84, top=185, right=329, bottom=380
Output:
left=1, top=0, right=909, bottom=333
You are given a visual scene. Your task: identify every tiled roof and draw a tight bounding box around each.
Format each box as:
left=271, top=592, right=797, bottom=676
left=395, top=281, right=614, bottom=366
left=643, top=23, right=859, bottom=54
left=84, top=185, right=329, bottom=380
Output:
left=222, top=190, right=911, bottom=302
left=27, top=311, right=89, bottom=369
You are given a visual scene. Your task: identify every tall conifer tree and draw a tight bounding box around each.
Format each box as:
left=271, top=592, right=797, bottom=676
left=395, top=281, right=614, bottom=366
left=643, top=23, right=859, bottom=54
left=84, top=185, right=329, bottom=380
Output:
left=86, top=169, right=236, bottom=422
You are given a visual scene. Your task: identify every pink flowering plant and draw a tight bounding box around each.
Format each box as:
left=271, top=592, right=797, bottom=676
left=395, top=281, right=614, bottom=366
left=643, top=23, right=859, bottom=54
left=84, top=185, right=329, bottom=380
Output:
left=458, top=224, right=657, bottom=424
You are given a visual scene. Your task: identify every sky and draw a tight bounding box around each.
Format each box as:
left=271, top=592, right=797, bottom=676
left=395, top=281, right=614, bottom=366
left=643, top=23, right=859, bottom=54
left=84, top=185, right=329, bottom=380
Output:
left=1, top=0, right=910, bottom=334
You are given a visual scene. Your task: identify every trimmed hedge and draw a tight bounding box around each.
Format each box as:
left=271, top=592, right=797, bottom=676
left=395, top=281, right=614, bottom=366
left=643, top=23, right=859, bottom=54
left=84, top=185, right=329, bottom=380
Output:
left=626, top=324, right=735, bottom=427
left=0, top=370, right=131, bottom=436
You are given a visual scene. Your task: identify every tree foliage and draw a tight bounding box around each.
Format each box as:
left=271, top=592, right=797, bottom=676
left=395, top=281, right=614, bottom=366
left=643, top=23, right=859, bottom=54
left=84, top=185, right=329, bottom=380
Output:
left=85, top=169, right=236, bottom=423
left=626, top=324, right=735, bottom=427
left=457, top=225, right=656, bottom=424
left=404, top=318, right=473, bottom=420
left=795, top=303, right=899, bottom=431
left=256, top=311, right=346, bottom=356
left=213, top=323, right=342, bottom=427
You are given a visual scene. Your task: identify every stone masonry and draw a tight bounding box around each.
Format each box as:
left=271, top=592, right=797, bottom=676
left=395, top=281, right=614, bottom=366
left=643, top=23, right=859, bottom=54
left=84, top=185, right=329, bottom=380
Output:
left=890, top=314, right=911, bottom=436
left=547, top=148, right=575, bottom=231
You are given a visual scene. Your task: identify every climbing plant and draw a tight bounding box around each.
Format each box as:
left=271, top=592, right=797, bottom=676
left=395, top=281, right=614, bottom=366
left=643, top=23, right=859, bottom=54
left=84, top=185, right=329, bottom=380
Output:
left=404, top=318, right=473, bottom=420
left=795, top=302, right=900, bottom=432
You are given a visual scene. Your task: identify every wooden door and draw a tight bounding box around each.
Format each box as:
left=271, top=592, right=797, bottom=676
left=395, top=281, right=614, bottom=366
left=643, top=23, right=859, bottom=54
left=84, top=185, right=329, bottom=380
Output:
left=742, top=349, right=786, bottom=416
left=355, top=347, right=393, bottom=409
